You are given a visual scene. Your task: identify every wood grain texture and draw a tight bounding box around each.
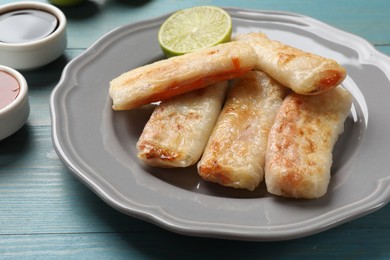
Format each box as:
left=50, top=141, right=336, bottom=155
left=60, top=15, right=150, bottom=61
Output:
left=0, top=0, right=389, bottom=257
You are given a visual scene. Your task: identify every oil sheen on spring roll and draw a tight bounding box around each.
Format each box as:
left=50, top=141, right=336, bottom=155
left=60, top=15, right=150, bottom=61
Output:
left=265, top=86, right=352, bottom=199
left=137, top=81, right=228, bottom=168
left=197, top=71, right=288, bottom=191
left=109, top=41, right=256, bottom=110
left=234, top=33, right=346, bottom=95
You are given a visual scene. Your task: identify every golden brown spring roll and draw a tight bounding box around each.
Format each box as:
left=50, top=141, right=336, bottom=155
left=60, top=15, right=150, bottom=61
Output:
left=265, top=86, right=352, bottom=199
left=137, top=81, right=228, bottom=168
left=235, top=33, right=346, bottom=95
left=197, top=71, right=288, bottom=191
left=109, top=41, right=256, bottom=110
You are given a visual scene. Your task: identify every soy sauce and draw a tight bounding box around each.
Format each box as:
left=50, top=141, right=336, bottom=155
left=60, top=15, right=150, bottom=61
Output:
left=0, top=71, right=20, bottom=110
left=0, top=9, right=58, bottom=44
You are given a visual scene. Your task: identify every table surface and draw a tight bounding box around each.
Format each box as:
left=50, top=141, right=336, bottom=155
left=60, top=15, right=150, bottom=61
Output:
left=1, top=0, right=389, bottom=258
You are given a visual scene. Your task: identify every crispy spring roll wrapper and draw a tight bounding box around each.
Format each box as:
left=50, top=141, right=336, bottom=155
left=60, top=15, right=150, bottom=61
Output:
left=109, top=41, right=257, bottom=110
left=197, top=71, right=288, bottom=191
left=137, top=81, right=228, bottom=168
left=234, top=33, right=347, bottom=95
left=265, top=86, right=352, bottom=199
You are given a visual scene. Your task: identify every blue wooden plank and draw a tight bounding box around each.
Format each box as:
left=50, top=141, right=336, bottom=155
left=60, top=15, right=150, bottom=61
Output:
left=375, top=45, right=390, bottom=56
left=0, top=206, right=389, bottom=258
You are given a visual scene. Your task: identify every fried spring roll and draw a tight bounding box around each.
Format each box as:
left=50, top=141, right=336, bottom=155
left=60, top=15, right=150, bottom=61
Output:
left=137, top=81, right=228, bottom=168
left=235, top=33, right=346, bottom=95
left=197, top=71, right=288, bottom=191
left=109, top=41, right=256, bottom=110
left=265, top=86, right=352, bottom=199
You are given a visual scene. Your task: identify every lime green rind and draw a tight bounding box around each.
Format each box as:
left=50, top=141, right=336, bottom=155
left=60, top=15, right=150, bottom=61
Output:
left=158, top=6, right=232, bottom=57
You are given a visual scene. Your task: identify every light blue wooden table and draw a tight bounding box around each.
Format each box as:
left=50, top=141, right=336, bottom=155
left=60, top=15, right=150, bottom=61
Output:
left=1, top=0, right=389, bottom=258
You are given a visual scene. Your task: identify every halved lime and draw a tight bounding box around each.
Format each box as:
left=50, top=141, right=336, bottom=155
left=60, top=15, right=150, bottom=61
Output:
left=158, top=6, right=232, bottom=57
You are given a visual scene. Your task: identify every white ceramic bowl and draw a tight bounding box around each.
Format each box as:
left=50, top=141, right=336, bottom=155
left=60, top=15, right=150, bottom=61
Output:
left=0, top=1, right=67, bottom=70
left=0, top=65, right=30, bottom=141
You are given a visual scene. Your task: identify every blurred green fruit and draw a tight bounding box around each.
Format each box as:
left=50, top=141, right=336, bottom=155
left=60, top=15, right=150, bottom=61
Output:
left=49, top=0, right=86, bottom=6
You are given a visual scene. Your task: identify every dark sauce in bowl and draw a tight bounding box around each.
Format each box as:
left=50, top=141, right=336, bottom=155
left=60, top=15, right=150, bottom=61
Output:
left=0, top=70, right=20, bottom=110
left=0, top=9, right=58, bottom=44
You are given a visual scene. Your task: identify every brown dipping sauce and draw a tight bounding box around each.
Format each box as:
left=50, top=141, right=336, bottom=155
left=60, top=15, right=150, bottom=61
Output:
left=0, top=9, right=58, bottom=44
left=0, top=70, right=20, bottom=110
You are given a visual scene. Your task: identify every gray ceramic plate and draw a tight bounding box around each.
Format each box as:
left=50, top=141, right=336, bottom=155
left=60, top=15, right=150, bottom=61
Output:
left=50, top=8, right=390, bottom=241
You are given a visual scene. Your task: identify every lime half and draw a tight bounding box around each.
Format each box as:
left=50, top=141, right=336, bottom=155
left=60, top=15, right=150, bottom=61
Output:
left=158, top=6, right=232, bottom=57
